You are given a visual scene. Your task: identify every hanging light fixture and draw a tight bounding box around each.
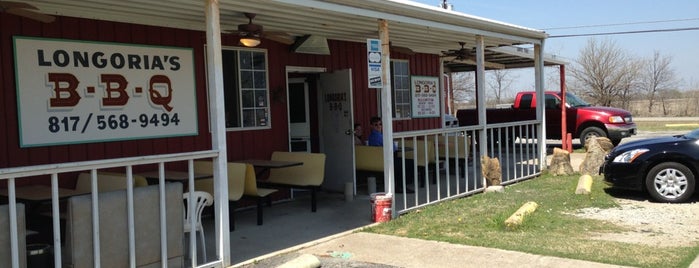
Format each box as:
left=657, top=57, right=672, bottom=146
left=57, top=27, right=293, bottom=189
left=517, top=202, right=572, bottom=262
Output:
left=238, top=13, right=262, bottom=47
left=239, top=35, right=261, bottom=47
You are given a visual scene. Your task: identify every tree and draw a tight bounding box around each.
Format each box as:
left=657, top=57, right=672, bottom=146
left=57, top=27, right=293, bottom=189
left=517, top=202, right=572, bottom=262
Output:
left=641, top=51, right=677, bottom=113
left=486, top=69, right=517, bottom=105
left=569, top=38, right=641, bottom=106
left=450, top=72, right=475, bottom=110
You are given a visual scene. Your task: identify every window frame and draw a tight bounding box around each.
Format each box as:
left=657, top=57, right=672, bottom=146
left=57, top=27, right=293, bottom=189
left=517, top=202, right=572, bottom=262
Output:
left=390, top=59, right=411, bottom=119
left=219, top=46, right=271, bottom=131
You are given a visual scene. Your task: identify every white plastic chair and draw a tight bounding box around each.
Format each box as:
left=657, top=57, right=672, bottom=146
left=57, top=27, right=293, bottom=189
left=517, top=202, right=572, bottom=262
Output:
left=183, top=191, right=214, bottom=262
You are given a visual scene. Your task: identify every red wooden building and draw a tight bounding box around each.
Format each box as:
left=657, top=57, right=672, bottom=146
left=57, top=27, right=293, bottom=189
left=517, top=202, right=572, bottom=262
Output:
left=0, top=1, right=554, bottom=267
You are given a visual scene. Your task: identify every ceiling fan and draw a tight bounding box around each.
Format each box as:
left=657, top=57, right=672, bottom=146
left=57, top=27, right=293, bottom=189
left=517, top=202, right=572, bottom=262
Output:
left=441, top=41, right=505, bottom=69
left=441, top=41, right=471, bottom=61
left=0, top=1, right=55, bottom=23
left=229, top=12, right=294, bottom=46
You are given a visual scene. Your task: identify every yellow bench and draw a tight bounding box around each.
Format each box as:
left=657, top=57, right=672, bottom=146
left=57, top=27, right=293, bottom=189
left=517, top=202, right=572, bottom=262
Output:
left=354, top=145, right=384, bottom=173
left=193, top=161, right=244, bottom=230
left=264, top=151, right=326, bottom=212
left=194, top=161, right=278, bottom=227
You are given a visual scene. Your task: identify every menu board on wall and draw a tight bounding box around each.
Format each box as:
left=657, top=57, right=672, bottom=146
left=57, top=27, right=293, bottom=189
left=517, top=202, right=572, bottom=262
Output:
left=13, top=36, right=198, bottom=147
left=411, top=76, right=440, bottom=118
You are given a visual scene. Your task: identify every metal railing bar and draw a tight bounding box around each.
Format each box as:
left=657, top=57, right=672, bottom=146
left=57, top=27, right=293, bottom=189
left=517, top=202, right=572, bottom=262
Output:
left=51, top=173, right=63, bottom=268
left=0, top=150, right=219, bottom=179
left=158, top=163, right=168, bottom=268
left=90, top=169, right=101, bottom=268
left=8, top=178, right=19, bottom=268
left=126, top=166, right=136, bottom=268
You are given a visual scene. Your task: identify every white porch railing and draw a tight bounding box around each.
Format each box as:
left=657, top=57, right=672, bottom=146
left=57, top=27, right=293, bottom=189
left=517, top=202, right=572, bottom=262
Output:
left=0, top=150, right=222, bottom=268
left=392, top=121, right=542, bottom=214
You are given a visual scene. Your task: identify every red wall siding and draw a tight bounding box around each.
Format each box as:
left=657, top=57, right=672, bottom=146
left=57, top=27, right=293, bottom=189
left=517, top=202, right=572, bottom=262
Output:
left=0, top=14, right=442, bottom=172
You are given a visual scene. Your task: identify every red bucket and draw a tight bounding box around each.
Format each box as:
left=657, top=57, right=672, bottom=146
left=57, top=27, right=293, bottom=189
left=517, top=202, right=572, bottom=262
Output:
left=370, top=193, right=392, bottom=222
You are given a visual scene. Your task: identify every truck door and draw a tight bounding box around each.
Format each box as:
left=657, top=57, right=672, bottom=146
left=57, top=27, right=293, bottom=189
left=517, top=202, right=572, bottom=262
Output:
left=544, top=94, right=563, bottom=139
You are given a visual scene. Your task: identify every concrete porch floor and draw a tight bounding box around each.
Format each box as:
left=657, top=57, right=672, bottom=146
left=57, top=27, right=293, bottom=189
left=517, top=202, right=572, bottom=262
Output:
left=195, top=190, right=376, bottom=265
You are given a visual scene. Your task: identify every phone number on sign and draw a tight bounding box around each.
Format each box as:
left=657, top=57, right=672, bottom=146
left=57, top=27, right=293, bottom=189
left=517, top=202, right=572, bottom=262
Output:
left=47, top=113, right=181, bottom=133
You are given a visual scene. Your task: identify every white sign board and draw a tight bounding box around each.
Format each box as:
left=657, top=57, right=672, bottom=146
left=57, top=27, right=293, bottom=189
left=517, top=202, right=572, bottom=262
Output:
left=411, top=76, right=440, bottom=118
left=13, top=36, right=198, bottom=147
left=366, top=39, right=382, bottom=88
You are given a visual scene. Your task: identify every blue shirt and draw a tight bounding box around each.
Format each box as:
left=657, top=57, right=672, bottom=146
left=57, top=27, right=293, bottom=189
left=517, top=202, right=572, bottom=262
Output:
left=368, top=129, right=397, bottom=151
left=367, top=129, right=383, bottom=146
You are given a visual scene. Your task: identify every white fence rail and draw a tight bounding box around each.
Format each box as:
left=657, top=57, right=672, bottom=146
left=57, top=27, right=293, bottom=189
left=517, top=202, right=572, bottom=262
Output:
left=392, top=121, right=542, bottom=214
left=0, top=150, right=222, bottom=268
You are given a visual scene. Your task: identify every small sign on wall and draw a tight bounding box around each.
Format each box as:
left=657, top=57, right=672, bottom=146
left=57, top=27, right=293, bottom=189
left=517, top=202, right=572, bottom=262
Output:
left=366, top=39, right=382, bottom=88
left=411, top=76, right=440, bottom=118
left=13, top=36, right=198, bottom=147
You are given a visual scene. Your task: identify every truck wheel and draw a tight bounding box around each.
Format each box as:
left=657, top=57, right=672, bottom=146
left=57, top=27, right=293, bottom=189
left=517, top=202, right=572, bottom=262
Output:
left=579, top=126, right=605, bottom=146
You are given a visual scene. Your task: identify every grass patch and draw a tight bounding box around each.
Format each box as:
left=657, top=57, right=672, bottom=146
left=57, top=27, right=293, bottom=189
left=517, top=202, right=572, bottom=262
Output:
left=636, top=120, right=698, bottom=132
left=364, top=174, right=699, bottom=268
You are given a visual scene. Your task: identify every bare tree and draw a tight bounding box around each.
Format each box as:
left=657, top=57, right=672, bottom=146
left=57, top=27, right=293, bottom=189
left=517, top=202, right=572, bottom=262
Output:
left=641, top=51, right=677, bottom=113
left=617, top=60, right=642, bottom=110
left=486, top=69, right=517, bottom=105
left=569, top=38, right=641, bottom=106
left=450, top=72, right=475, bottom=110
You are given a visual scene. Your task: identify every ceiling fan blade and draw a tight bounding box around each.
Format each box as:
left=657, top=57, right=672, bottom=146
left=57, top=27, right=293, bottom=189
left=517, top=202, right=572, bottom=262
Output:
left=391, top=45, right=414, bottom=55
left=0, top=1, right=36, bottom=10
left=264, top=31, right=295, bottom=45
left=450, top=58, right=505, bottom=69
left=6, top=7, right=55, bottom=23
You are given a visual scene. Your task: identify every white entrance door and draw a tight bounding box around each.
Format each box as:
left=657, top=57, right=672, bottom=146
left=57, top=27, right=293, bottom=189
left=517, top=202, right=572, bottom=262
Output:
left=319, top=69, right=355, bottom=193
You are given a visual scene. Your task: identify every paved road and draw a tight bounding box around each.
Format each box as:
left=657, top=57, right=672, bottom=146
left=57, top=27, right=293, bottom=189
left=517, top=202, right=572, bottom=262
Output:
left=620, top=129, right=687, bottom=145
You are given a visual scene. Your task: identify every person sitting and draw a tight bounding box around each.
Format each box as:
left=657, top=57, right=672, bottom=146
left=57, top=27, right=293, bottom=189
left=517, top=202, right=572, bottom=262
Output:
left=354, top=123, right=364, bottom=145
left=367, top=116, right=414, bottom=193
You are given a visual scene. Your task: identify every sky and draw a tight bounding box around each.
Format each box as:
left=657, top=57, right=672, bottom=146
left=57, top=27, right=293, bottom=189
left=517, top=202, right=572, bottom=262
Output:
left=411, top=0, right=699, bottom=92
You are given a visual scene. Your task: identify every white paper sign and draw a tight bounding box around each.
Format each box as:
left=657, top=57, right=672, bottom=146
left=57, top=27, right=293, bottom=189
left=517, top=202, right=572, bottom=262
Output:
left=411, top=76, right=440, bottom=118
left=13, top=36, right=198, bottom=147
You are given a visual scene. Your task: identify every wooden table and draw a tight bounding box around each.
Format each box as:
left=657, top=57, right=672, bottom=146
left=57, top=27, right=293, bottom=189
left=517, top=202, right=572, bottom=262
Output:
left=0, top=185, right=89, bottom=203
left=137, top=170, right=213, bottom=184
left=232, top=159, right=303, bottom=178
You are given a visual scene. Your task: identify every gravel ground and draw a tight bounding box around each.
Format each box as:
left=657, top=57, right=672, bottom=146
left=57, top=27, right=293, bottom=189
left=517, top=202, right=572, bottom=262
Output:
left=574, top=188, right=699, bottom=247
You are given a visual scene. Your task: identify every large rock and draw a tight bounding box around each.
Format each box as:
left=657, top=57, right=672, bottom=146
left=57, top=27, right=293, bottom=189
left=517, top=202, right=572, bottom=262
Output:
left=584, top=136, right=614, bottom=152
left=549, top=147, right=575, bottom=175
left=579, top=137, right=612, bottom=175
left=480, top=155, right=502, bottom=186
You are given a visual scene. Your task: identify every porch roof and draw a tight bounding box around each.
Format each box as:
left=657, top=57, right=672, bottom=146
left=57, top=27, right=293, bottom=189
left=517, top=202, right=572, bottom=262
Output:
left=15, top=0, right=561, bottom=69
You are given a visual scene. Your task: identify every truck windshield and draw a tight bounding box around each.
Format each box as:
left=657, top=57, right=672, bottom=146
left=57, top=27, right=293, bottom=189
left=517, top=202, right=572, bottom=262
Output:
left=565, top=92, right=590, bottom=107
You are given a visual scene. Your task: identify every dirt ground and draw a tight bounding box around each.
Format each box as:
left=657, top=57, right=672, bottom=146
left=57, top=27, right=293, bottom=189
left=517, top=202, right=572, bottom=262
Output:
left=574, top=189, right=699, bottom=247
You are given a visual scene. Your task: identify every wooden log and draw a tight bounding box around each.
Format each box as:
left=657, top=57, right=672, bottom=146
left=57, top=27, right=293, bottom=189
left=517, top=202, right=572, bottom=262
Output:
left=504, top=201, right=538, bottom=229
left=575, top=174, right=593, bottom=195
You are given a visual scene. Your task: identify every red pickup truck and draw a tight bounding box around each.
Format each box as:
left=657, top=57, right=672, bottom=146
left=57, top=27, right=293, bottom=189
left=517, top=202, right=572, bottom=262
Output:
left=456, top=91, right=637, bottom=146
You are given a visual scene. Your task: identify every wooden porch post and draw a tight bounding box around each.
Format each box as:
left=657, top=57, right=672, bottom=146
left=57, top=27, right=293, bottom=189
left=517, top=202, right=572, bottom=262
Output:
left=378, top=19, right=395, bottom=197
left=534, top=41, right=547, bottom=169
left=475, top=36, right=487, bottom=187
left=204, top=0, right=231, bottom=265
